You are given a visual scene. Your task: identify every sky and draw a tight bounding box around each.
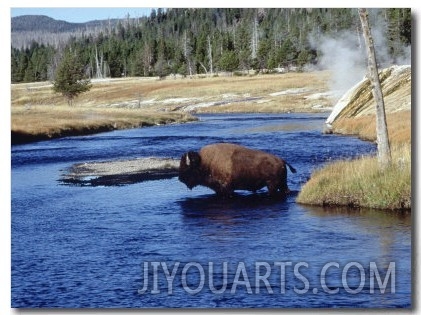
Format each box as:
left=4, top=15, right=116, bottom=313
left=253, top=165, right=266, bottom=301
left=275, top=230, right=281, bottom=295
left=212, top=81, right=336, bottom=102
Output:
left=11, top=7, right=153, bottom=23
left=9, top=4, right=419, bottom=24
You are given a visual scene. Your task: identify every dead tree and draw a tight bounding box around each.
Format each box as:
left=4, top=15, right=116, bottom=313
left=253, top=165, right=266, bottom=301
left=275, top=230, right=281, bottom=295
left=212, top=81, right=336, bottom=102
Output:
left=207, top=35, right=214, bottom=76
left=358, top=8, right=392, bottom=168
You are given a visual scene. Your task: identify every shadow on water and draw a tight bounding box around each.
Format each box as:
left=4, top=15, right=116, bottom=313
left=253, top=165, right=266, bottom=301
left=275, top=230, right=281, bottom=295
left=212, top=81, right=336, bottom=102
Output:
left=177, top=191, right=299, bottom=225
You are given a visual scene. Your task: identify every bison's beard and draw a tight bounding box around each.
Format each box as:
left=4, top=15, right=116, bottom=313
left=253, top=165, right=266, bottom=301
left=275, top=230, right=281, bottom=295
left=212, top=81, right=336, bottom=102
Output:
left=178, top=169, right=202, bottom=190
left=180, top=178, right=197, bottom=190
left=179, top=173, right=200, bottom=190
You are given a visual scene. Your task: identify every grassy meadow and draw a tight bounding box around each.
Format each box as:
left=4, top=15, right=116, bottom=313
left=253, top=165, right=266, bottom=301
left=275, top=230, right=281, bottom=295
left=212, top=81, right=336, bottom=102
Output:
left=11, top=71, right=332, bottom=143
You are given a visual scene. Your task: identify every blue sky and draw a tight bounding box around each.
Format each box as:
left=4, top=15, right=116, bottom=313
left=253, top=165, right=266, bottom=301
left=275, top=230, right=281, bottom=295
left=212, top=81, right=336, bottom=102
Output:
left=11, top=7, right=153, bottom=23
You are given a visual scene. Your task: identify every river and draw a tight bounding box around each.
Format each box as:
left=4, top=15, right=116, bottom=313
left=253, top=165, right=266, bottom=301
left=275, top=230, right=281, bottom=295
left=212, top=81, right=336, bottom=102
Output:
left=11, top=113, right=411, bottom=308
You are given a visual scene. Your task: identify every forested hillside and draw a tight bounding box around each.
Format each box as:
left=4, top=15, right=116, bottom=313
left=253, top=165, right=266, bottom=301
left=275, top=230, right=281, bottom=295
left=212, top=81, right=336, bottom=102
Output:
left=12, top=15, right=83, bottom=32
left=11, top=14, right=121, bottom=32
left=11, top=8, right=411, bottom=83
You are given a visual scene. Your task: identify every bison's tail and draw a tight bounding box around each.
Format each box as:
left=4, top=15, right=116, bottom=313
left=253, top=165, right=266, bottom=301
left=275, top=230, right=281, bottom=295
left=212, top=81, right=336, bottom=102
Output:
left=286, top=162, right=297, bottom=174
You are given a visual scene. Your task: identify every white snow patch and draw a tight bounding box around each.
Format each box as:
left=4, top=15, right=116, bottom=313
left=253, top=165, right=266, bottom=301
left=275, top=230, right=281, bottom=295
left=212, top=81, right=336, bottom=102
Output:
left=182, top=102, right=219, bottom=112
left=161, top=97, right=200, bottom=104
left=140, top=98, right=157, bottom=105
left=222, top=93, right=238, bottom=99
left=269, top=88, right=309, bottom=96
left=305, top=91, right=336, bottom=100
left=256, top=99, right=271, bottom=104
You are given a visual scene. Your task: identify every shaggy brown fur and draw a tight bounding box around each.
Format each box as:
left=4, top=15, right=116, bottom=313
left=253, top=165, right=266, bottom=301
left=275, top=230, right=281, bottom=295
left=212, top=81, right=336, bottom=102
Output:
left=179, top=143, right=296, bottom=197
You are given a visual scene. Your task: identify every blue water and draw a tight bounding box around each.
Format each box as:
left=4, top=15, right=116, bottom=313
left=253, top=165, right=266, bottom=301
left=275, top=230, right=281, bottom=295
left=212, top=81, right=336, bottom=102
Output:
left=11, top=113, right=411, bottom=308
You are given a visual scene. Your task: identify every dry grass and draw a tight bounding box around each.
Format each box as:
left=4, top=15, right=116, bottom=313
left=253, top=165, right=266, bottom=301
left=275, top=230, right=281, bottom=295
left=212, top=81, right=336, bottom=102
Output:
left=11, top=105, right=193, bottom=136
left=11, top=71, right=333, bottom=143
left=296, top=144, right=411, bottom=210
left=12, top=71, right=332, bottom=109
left=332, top=110, right=411, bottom=144
left=299, top=67, right=412, bottom=210
left=11, top=103, right=195, bottom=145
left=297, top=109, right=412, bottom=210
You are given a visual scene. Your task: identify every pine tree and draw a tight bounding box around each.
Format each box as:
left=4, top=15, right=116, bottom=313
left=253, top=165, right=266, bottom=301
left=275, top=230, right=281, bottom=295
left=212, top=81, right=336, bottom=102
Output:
left=219, top=50, right=239, bottom=74
left=52, top=49, right=91, bottom=106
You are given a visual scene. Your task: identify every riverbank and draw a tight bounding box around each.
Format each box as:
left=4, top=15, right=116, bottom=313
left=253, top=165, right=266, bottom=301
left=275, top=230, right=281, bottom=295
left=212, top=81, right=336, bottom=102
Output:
left=11, top=106, right=196, bottom=145
left=296, top=142, right=411, bottom=210
left=297, top=66, right=411, bottom=211
left=297, top=121, right=411, bottom=211
left=11, top=72, right=334, bottom=144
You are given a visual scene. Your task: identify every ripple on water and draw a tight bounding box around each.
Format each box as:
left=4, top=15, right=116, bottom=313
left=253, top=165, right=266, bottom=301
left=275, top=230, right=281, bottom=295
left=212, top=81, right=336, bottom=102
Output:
left=11, top=113, right=410, bottom=308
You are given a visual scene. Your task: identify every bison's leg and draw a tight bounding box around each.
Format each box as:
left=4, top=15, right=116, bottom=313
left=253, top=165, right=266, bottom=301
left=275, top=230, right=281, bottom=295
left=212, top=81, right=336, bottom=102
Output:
left=267, top=178, right=290, bottom=197
left=212, top=184, right=234, bottom=198
left=277, top=167, right=291, bottom=196
left=266, top=180, right=280, bottom=196
left=277, top=179, right=291, bottom=197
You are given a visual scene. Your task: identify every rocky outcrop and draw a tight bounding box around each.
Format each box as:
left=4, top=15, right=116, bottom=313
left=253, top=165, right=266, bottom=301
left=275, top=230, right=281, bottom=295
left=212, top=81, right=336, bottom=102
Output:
left=325, top=65, right=411, bottom=127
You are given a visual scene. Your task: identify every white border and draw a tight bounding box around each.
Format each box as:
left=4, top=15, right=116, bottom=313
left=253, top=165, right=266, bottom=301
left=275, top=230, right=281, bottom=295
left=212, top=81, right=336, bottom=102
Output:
left=3, top=3, right=419, bottom=315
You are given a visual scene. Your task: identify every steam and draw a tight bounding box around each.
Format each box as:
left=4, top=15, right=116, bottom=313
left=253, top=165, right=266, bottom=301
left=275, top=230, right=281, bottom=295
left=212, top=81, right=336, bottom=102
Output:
left=309, top=31, right=366, bottom=99
left=309, top=23, right=411, bottom=100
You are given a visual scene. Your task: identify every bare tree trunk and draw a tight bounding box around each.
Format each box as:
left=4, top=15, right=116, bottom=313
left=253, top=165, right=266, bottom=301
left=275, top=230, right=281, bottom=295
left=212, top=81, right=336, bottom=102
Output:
left=207, top=35, right=213, bottom=75
left=358, top=8, right=392, bottom=168
left=198, top=62, right=208, bottom=76
left=183, top=32, right=193, bottom=78
left=95, top=45, right=103, bottom=79
left=251, top=16, right=258, bottom=59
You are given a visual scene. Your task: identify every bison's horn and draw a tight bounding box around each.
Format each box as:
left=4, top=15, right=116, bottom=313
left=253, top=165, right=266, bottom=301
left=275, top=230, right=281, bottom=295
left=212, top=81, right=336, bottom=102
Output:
left=185, top=154, right=190, bottom=166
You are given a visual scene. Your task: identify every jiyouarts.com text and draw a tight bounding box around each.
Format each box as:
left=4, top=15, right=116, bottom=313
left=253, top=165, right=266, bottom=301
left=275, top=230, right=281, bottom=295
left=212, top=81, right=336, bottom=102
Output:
left=138, top=261, right=395, bottom=295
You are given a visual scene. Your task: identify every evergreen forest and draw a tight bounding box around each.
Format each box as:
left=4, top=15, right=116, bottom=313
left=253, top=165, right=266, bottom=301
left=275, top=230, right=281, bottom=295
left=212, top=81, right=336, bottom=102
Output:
left=11, top=8, right=411, bottom=83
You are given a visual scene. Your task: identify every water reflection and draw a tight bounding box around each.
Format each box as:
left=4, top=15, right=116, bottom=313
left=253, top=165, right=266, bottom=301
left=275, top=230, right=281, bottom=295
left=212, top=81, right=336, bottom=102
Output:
left=302, top=205, right=410, bottom=222
left=301, top=205, right=411, bottom=270
left=178, top=192, right=292, bottom=225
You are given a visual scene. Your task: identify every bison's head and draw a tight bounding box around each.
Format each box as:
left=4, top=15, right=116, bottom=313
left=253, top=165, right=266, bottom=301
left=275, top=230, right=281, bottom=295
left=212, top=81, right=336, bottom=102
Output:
left=179, top=151, right=203, bottom=189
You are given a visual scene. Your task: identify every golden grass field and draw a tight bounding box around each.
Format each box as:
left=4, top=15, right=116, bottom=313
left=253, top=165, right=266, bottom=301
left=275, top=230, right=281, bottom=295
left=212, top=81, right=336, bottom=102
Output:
left=11, top=71, right=333, bottom=143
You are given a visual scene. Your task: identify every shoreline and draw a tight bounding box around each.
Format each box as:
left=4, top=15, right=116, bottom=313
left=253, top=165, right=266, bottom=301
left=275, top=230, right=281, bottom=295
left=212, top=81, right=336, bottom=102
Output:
left=12, top=124, right=134, bottom=145
left=11, top=109, right=327, bottom=146
left=11, top=114, right=198, bottom=145
left=11, top=72, right=333, bottom=146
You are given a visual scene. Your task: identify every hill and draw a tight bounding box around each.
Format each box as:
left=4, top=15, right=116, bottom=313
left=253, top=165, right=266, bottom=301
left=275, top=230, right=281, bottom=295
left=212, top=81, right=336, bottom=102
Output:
left=11, top=15, right=119, bottom=33
left=11, top=15, right=123, bottom=50
left=12, top=15, right=84, bottom=32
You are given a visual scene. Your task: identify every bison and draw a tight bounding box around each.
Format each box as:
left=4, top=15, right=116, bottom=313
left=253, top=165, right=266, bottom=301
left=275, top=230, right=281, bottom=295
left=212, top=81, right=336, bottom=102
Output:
left=179, top=143, right=296, bottom=197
